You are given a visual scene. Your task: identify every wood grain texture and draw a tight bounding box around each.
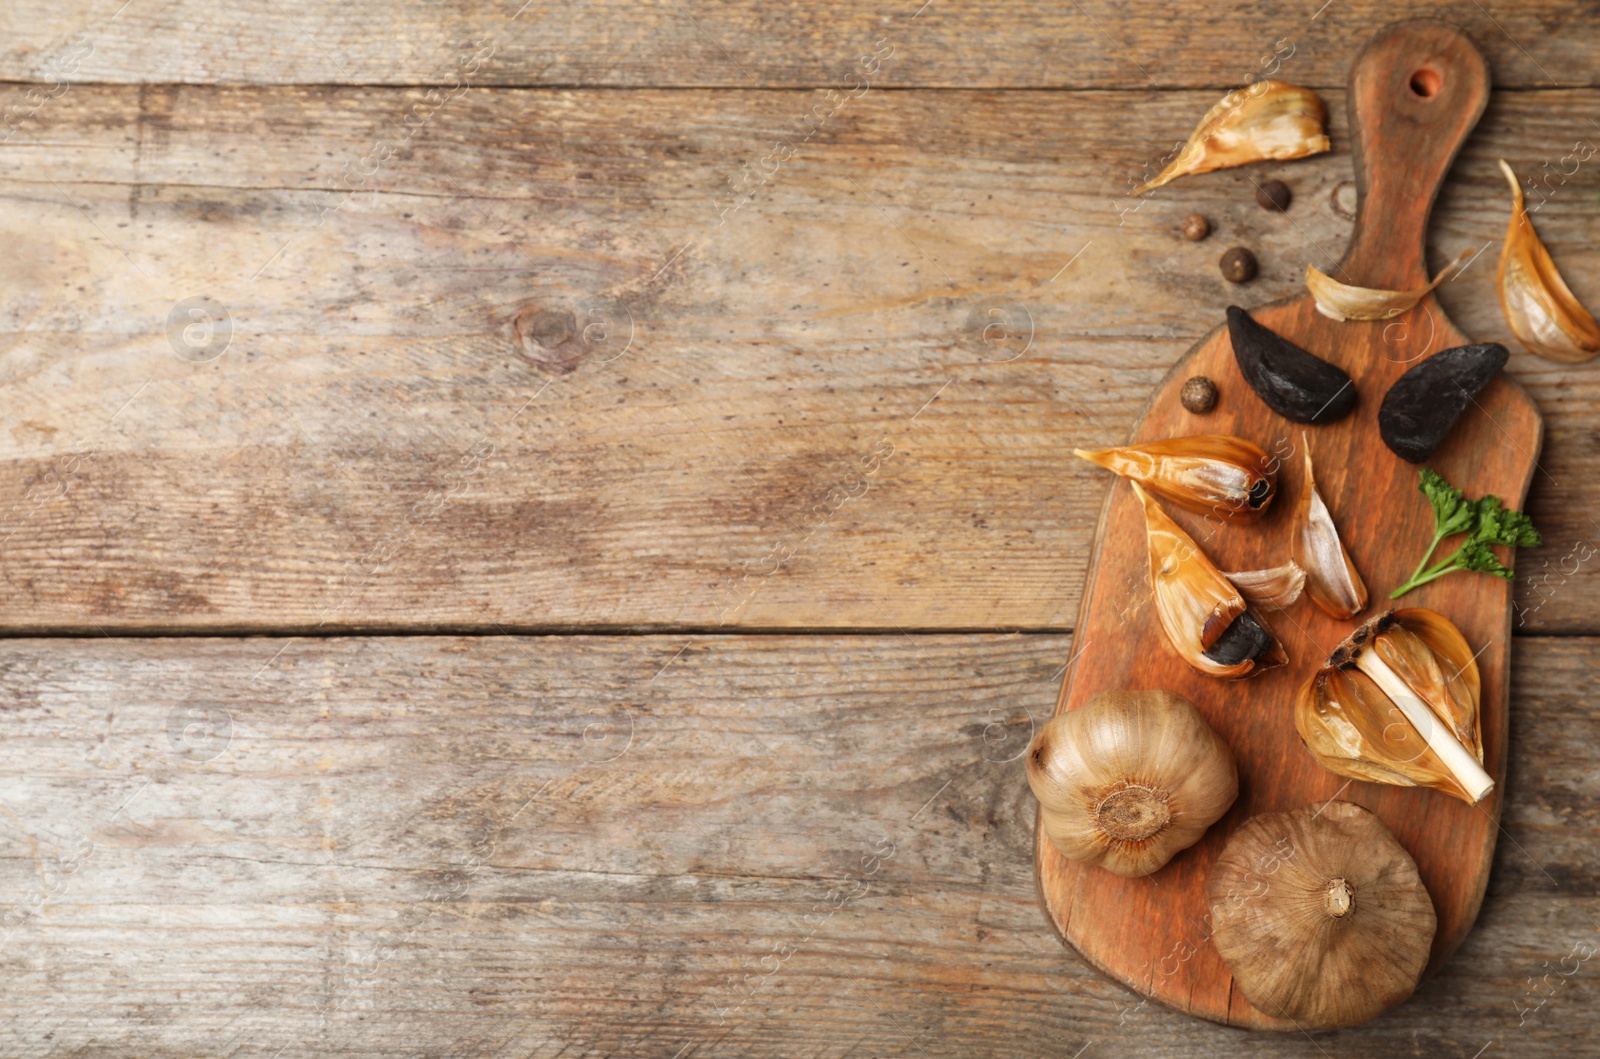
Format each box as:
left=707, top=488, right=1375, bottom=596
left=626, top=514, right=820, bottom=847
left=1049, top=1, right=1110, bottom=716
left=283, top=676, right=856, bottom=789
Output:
left=0, top=633, right=1594, bottom=1057
left=0, top=83, right=1596, bottom=633
left=1040, top=22, right=1541, bottom=1030
left=0, top=0, right=1597, bottom=88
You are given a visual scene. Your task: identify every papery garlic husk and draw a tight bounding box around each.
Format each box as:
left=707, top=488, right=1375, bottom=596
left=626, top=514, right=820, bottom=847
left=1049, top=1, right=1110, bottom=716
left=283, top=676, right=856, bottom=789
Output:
left=1208, top=801, right=1436, bottom=1029
left=1076, top=435, right=1277, bottom=522
left=1028, top=689, right=1238, bottom=877
left=1497, top=159, right=1600, bottom=363
left=1224, top=561, right=1306, bottom=610
left=1137, top=80, right=1331, bottom=193
left=1295, top=609, right=1491, bottom=804
left=1133, top=481, right=1286, bottom=679
left=1307, top=247, right=1474, bottom=322
left=1293, top=436, right=1367, bottom=619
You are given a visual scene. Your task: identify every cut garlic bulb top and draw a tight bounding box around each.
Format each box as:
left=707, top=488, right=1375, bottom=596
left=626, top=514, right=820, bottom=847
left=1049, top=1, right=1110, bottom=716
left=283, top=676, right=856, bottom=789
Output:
left=1295, top=609, right=1491, bottom=804
left=1497, top=159, right=1600, bottom=363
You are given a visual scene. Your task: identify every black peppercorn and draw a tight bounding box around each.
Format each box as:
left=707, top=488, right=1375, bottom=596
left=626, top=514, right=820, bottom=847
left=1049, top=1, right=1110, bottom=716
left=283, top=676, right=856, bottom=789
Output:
left=1256, top=179, right=1292, bottom=212
left=1221, top=247, right=1258, bottom=283
left=1180, top=376, right=1219, bottom=414
left=1182, top=214, right=1211, bottom=241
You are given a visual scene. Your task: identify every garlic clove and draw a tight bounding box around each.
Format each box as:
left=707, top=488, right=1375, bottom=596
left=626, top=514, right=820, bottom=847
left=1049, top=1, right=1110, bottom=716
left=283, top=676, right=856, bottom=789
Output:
left=1223, top=560, right=1306, bottom=610
left=1227, top=306, right=1356, bottom=425
left=1133, top=481, right=1285, bottom=679
left=1295, top=609, right=1492, bottom=804
left=1137, top=80, right=1331, bottom=194
left=1208, top=801, right=1436, bottom=1029
left=1075, top=435, right=1277, bottom=521
left=1292, top=436, right=1367, bottom=619
left=1027, top=689, right=1238, bottom=878
left=1377, top=342, right=1509, bottom=464
left=1497, top=159, right=1600, bottom=363
left=1306, top=247, right=1474, bottom=322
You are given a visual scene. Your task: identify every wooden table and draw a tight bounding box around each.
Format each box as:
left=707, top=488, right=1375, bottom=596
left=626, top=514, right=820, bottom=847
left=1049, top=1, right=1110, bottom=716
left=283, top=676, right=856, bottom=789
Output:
left=0, top=2, right=1595, bottom=1054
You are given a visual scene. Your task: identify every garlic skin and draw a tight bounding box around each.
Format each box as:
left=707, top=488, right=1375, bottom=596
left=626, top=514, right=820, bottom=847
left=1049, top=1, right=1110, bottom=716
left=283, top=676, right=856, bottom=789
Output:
left=1292, top=437, right=1367, bottom=619
left=1295, top=609, right=1491, bottom=804
left=1223, top=561, right=1306, bottom=610
left=1133, top=481, right=1286, bottom=679
left=1497, top=160, right=1600, bottom=363
left=1075, top=435, right=1277, bottom=522
left=1027, top=689, right=1238, bottom=878
left=1208, top=801, right=1436, bottom=1029
left=1306, top=247, right=1473, bottom=322
left=1137, top=81, right=1331, bottom=193
left=1497, top=159, right=1600, bottom=363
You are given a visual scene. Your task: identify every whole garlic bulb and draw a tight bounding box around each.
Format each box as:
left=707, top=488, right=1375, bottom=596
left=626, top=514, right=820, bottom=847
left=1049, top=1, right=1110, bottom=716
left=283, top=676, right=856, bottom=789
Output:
left=1026, top=689, right=1238, bottom=877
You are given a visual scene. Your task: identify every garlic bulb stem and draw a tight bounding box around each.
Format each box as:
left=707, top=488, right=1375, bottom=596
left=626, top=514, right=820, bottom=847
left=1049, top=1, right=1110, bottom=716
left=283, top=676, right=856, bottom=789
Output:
left=1354, top=651, right=1494, bottom=803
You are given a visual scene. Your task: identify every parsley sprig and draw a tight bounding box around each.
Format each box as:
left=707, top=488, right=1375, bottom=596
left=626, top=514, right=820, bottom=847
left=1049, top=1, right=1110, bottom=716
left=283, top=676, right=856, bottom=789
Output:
left=1389, top=469, right=1541, bottom=599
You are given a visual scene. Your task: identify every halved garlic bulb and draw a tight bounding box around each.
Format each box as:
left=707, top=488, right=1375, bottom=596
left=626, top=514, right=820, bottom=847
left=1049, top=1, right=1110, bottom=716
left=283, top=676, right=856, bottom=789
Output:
left=1295, top=609, right=1491, bottom=804
left=1075, top=435, right=1276, bottom=522
left=1292, top=435, right=1367, bottom=619
left=1224, top=561, right=1306, bottom=610
left=1306, top=247, right=1473, bottom=322
left=1497, top=159, right=1600, bottom=363
left=1137, top=80, right=1330, bottom=194
left=1133, top=481, right=1285, bottom=679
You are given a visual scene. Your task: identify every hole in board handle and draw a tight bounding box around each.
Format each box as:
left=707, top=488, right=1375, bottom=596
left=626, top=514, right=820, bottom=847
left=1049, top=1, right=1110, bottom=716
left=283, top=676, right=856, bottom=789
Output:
left=1409, top=67, right=1442, bottom=99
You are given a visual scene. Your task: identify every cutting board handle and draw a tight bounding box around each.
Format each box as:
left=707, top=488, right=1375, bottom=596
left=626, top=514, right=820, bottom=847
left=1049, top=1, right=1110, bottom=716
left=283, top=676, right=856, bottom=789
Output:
left=1337, top=20, right=1490, bottom=292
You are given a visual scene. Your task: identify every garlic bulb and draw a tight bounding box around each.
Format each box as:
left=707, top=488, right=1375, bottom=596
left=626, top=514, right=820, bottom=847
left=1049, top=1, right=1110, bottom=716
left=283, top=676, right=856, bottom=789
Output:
left=1075, top=435, right=1277, bottom=522
left=1208, top=801, right=1436, bottom=1029
left=1223, top=561, right=1306, bottom=609
left=1027, top=689, right=1238, bottom=877
left=1133, top=481, right=1286, bottom=679
left=1137, top=81, right=1331, bottom=193
left=1496, top=160, right=1600, bottom=363
left=1306, top=247, right=1473, bottom=322
left=1295, top=609, right=1492, bottom=804
left=1292, top=436, right=1367, bottom=619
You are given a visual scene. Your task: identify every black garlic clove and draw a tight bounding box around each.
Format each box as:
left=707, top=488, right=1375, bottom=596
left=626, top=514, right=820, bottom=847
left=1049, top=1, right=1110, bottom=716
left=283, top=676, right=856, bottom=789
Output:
left=1378, top=342, right=1509, bottom=463
left=1202, top=610, right=1286, bottom=672
left=1227, top=306, right=1356, bottom=424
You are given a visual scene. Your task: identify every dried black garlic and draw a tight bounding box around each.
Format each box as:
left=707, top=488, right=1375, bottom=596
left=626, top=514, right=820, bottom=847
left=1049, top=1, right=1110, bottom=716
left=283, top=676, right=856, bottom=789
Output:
left=1227, top=306, right=1356, bottom=424
left=1377, top=342, right=1508, bottom=463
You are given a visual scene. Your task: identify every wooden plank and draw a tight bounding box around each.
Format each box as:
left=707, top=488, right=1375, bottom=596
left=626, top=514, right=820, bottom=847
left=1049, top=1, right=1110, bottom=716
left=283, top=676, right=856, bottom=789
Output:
left=0, top=84, right=1595, bottom=632
left=0, top=1, right=1597, bottom=89
left=0, top=633, right=1594, bottom=1055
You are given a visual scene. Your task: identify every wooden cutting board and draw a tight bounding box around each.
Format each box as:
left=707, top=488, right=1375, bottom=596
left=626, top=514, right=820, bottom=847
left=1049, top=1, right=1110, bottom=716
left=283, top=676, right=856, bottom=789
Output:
left=1035, top=20, right=1543, bottom=1031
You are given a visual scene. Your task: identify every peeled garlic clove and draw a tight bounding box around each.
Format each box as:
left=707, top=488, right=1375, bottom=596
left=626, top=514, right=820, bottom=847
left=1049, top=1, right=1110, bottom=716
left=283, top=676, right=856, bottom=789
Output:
left=1227, top=306, right=1356, bottom=424
left=1208, top=801, right=1436, bottom=1030
left=1137, top=80, right=1331, bottom=194
left=1223, top=560, right=1305, bottom=609
left=1074, top=435, right=1277, bottom=521
left=1377, top=342, right=1508, bottom=463
left=1292, top=436, right=1366, bottom=619
left=1027, top=689, right=1238, bottom=878
left=1133, top=481, right=1285, bottom=679
left=1306, top=247, right=1474, bottom=322
left=1295, top=609, right=1492, bottom=804
left=1497, top=159, right=1600, bottom=363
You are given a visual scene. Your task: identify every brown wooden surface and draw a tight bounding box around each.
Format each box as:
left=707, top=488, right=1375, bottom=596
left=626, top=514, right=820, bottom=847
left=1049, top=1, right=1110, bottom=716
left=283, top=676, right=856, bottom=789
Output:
left=0, top=83, right=1596, bottom=633
left=0, top=634, right=1596, bottom=1059
left=3, top=1, right=1600, bottom=88
left=1040, top=21, right=1541, bottom=1030
left=1, top=2, right=1598, bottom=1054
